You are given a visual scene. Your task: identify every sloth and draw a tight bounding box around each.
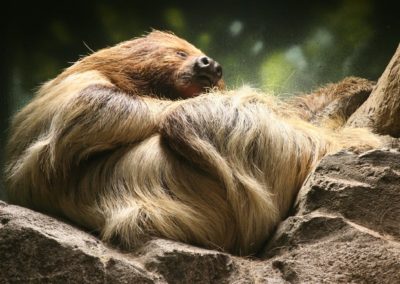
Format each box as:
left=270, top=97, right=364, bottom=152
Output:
left=4, top=31, right=384, bottom=256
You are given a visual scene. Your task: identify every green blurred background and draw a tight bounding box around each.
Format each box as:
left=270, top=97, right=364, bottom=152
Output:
left=1, top=0, right=399, bottom=199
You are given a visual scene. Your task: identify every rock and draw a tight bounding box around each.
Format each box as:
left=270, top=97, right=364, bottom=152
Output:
left=261, top=149, right=400, bottom=283
left=1, top=149, right=399, bottom=283
left=0, top=201, right=156, bottom=284
left=0, top=201, right=270, bottom=283
left=136, top=239, right=233, bottom=283
left=263, top=215, right=400, bottom=283
left=296, top=149, right=400, bottom=239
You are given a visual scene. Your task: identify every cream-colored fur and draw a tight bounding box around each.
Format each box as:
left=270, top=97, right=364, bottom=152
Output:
left=5, top=73, right=383, bottom=255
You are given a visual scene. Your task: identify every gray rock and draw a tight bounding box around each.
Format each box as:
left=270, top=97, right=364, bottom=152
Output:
left=262, top=149, right=400, bottom=283
left=0, top=202, right=156, bottom=284
left=263, top=215, right=400, bottom=283
left=0, top=202, right=261, bottom=283
left=1, top=149, right=399, bottom=283
left=136, top=239, right=233, bottom=283
left=296, top=149, right=400, bottom=239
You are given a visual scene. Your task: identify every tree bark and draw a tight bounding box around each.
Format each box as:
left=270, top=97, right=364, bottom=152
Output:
left=346, top=44, right=400, bottom=137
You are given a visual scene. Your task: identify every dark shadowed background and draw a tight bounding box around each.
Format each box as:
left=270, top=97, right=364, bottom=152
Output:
left=1, top=0, right=399, bottom=199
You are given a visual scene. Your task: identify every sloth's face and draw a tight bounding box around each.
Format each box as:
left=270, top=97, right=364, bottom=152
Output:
left=80, top=31, right=224, bottom=99
left=172, top=49, right=224, bottom=98
left=119, top=31, right=224, bottom=99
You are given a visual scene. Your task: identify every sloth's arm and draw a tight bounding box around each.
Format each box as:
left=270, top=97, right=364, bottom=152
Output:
left=160, top=94, right=268, bottom=175
left=49, top=84, right=157, bottom=163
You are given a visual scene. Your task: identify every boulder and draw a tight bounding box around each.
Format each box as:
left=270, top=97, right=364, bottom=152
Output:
left=262, top=149, right=400, bottom=283
left=1, top=149, right=399, bottom=283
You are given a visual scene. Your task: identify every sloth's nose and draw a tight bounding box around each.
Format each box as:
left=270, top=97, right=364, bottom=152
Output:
left=194, top=56, right=223, bottom=86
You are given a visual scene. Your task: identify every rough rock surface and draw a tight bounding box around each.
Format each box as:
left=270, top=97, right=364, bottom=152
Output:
left=1, top=149, right=400, bottom=283
left=262, top=149, right=400, bottom=283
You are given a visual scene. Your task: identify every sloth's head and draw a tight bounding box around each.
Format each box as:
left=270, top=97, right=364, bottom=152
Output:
left=68, top=30, right=224, bottom=99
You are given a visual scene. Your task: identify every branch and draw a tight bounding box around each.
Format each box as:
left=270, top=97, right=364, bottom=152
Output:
left=346, top=44, right=400, bottom=137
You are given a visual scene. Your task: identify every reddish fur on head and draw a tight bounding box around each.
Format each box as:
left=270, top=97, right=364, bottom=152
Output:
left=60, top=31, right=224, bottom=99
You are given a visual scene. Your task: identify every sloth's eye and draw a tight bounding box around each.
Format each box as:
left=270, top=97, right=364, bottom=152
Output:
left=176, top=51, right=188, bottom=59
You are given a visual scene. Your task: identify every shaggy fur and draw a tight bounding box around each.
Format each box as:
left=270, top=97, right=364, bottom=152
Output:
left=5, top=32, right=384, bottom=256
left=289, top=77, right=374, bottom=128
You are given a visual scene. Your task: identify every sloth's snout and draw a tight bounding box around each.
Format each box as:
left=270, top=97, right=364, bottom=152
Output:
left=193, top=56, right=223, bottom=87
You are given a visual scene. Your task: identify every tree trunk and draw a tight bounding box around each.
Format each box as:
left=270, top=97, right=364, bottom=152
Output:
left=346, top=44, right=400, bottom=137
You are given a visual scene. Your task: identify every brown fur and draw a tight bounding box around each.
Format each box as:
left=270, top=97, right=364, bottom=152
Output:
left=289, top=77, right=374, bottom=128
left=55, top=31, right=224, bottom=99
left=4, top=32, right=384, bottom=256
